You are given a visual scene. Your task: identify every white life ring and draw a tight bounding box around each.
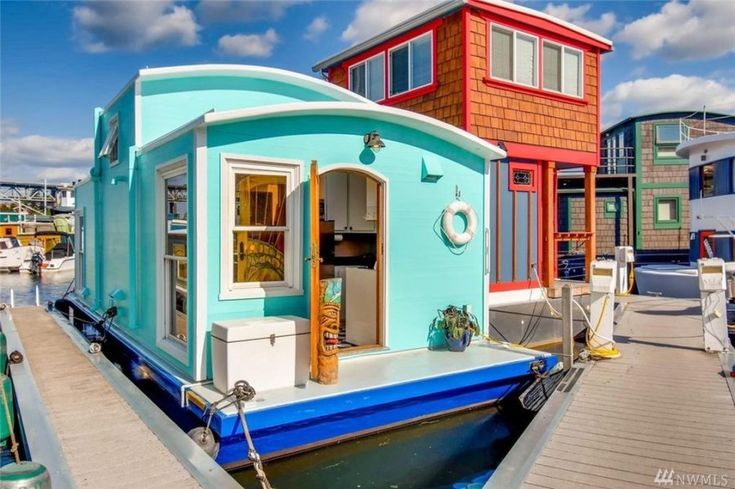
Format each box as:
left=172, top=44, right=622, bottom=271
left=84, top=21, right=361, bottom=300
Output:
left=442, top=200, right=477, bottom=246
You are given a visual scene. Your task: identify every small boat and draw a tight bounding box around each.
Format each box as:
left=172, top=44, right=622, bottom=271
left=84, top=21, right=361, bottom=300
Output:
left=24, top=232, right=74, bottom=275
left=0, top=237, right=44, bottom=272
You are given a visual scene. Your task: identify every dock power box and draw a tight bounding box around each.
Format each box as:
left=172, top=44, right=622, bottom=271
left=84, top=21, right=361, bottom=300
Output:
left=697, top=258, right=732, bottom=353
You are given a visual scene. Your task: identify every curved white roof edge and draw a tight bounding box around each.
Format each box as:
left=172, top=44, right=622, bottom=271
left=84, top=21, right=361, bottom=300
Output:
left=105, top=64, right=370, bottom=110
left=676, top=132, right=735, bottom=159
left=202, top=102, right=507, bottom=161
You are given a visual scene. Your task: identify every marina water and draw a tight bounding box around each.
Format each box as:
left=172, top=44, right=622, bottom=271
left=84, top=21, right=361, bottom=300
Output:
left=0, top=272, right=72, bottom=307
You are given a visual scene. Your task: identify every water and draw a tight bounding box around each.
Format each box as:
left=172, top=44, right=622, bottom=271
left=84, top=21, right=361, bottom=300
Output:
left=231, top=405, right=532, bottom=489
left=0, top=272, right=73, bottom=307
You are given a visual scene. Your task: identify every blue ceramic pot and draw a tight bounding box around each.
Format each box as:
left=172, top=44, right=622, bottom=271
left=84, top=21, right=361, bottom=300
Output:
left=445, top=330, right=473, bottom=352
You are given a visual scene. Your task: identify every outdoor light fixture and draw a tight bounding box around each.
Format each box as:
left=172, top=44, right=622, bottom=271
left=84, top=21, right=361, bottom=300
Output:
left=364, top=131, right=385, bottom=153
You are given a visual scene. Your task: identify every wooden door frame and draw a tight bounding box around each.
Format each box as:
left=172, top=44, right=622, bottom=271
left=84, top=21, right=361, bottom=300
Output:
left=317, top=164, right=388, bottom=352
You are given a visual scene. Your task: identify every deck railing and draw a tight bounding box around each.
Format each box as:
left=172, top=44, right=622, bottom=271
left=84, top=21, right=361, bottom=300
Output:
left=598, top=146, right=635, bottom=174
left=680, top=117, right=735, bottom=141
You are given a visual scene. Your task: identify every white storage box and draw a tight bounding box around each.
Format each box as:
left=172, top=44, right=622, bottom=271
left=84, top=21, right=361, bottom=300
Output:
left=211, top=316, right=310, bottom=394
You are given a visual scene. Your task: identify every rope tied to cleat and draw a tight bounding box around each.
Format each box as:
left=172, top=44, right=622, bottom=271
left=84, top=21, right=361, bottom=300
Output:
left=198, top=380, right=273, bottom=489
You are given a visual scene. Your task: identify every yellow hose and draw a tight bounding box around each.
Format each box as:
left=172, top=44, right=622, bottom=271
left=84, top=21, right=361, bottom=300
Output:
left=586, top=293, right=621, bottom=359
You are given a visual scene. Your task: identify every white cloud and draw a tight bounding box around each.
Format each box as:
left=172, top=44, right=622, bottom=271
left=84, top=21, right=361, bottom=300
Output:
left=341, top=0, right=444, bottom=44
left=602, top=75, right=735, bottom=125
left=616, top=0, right=735, bottom=60
left=305, top=15, right=329, bottom=41
left=217, top=29, right=279, bottom=58
left=0, top=127, right=93, bottom=183
left=73, top=1, right=200, bottom=52
left=197, top=0, right=307, bottom=24
left=543, top=3, right=616, bottom=36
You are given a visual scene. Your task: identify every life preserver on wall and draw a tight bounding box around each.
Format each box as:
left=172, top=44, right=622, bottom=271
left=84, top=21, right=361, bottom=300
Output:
left=442, top=200, right=478, bottom=246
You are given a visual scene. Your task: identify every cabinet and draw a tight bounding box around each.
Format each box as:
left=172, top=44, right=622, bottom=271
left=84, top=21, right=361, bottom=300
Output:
left=324, top=172, right=376, bottom=232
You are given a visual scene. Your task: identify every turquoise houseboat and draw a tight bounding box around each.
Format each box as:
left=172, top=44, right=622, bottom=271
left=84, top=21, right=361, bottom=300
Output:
left=61, top=65, right=556, bottom=467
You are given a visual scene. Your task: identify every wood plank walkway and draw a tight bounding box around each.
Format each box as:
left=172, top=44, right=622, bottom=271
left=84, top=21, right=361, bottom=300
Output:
left=489, top=296, right=735, bottom=489
left=9, top=306, right=202, bottom=489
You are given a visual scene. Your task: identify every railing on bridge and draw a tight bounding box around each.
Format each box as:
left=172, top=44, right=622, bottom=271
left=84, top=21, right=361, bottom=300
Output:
left=598, top=146, right=635, bottom=175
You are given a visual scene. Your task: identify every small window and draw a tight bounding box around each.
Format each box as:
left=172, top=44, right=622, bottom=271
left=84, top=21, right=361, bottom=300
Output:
left=508, top=162, right=537, bottom=192
left=654, top=196, right=680, bottom=229
left=98, top=116, right=119, bottom=165
left=491, top=26, right=538, bottom=88
left=349, top=54, right=385, bottom=101
left=542, top=41, right=582, bottom=97
left=654, top=123, right=683, bottom=161
left=604, top=201, right=618, bottom=218
left=389, top=32, right=433, bottom=97
left=221, top=156, right=302, bottom=299
left=701, top=163, right=714, bottom=197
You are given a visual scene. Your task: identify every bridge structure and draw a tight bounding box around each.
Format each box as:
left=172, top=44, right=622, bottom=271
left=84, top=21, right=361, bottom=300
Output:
left=0, top=180, right=75, bottom=214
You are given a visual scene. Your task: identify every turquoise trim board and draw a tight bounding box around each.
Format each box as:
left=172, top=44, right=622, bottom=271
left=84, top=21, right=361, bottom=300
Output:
left=67, top=65, right=552, bottom=467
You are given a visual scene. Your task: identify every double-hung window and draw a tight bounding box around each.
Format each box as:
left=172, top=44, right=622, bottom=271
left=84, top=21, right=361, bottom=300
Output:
left=389, top=32, right=432, bottom=97
left=490, top=25, right=538, bottom=87
left=349, top=54, right=385, bottom=101
left=654, top=124, right=682, bottom=160
left=542, top=41, right=583, bottom=97
left=221, top=156, right=302, bottom=299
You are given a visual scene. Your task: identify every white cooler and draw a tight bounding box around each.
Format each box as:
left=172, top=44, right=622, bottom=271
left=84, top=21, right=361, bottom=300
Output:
left=211, top=316, right=310, bottom=394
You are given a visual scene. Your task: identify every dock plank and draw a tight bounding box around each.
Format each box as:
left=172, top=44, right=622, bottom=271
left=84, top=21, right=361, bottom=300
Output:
left=9, top=307, right=202, bottom=489
left=489, top=296, right=735, bottom=488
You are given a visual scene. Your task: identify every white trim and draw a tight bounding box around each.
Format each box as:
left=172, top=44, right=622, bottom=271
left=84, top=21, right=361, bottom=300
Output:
left=312, top=0, right=611, bottom=73
left=194, top=128, right=208, bottom=380
left=387, top=31, right=434, bottom=97
left=219, top=153, right=303, bottom=300
left=483, top=160, right=491, bottom=335
left=541, top=40, right=584, bottom=99
left=134, top=79, right=142, bottom=148
left=203, top=102, right=506, bottom=161
left=489, top=23, right=540, bottom=90
left=155, top=156, right=189, bottom=365
left=319, top=164, right=390, bottom=348
left=348, top=52, right=386, bottom=102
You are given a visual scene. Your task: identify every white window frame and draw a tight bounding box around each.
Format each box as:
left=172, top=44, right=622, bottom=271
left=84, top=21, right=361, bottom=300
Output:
left=541, top=40, right=584, bottom=98
left=99, top=115, right=120, bottom=166
left=348, top=52, right=386, bottom=102
left=388, top=31, right=434, bottom=97
left=156, top=156, right=189, bottom=364
left=220, top=154, right=303, bottom=300
left=488, top=23, right=539, bottom=90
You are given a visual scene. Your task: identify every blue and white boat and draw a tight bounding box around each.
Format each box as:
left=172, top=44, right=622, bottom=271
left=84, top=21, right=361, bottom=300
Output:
left=56, top=65, right=556, bottom=468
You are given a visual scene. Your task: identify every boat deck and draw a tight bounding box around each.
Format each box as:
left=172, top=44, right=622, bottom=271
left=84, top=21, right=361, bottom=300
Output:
left=487, top=296, right=735, bottom=488
left=2, top=306, right=239, bottom=489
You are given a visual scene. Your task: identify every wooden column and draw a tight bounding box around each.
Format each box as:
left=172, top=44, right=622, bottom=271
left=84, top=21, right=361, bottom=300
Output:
left=584, top=166, right=597, bottom=280
left=541, top=161, right=557, bottom=287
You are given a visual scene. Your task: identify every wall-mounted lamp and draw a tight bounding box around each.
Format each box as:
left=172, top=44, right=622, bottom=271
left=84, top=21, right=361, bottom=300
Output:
left=364, top=131, right=386, bottom=153
left=110, top=175, right=128, bottom=186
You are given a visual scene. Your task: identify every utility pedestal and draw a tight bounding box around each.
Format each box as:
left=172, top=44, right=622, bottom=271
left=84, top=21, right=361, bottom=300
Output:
left=614, top=246, right=635, bottom=295
left=697, top=258, right=732, bottom=353
left=589, top=260, right=618, bottom=357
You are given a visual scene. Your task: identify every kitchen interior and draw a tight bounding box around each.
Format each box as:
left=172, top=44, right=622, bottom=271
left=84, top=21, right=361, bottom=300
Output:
left=319, top=170, right=379, bottom=350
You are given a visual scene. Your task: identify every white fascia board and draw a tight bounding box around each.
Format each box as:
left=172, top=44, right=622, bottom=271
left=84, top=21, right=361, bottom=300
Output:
left=203, top=102, right=507, bottom=161
left=676, top=132, right=735, bottom=159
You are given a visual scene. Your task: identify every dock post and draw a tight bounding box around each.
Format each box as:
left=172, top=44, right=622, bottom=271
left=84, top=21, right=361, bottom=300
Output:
left=36, top=286, right=40, bottom=307
left=10, top=289, right=14, bottom=309
left=562, top=284, right=573, bottom=371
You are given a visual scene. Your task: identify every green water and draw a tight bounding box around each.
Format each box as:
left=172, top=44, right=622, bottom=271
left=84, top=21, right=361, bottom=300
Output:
left=231, top=406, right=532, bottom=489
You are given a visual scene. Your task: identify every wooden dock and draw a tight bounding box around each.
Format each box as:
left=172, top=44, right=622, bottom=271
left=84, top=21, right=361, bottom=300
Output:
left=3, top=307, right=240, bottom=489
left=488, top=296, right=735, bottom=488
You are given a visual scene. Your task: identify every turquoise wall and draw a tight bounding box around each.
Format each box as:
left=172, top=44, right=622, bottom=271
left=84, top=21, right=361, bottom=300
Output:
left=205, top=114, right=488, bottom=353
left=140, top=76, right=349, bottom=144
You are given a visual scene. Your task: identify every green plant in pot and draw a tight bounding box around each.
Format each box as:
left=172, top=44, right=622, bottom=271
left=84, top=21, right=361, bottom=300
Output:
left=432, top=305, right=480, bottom=352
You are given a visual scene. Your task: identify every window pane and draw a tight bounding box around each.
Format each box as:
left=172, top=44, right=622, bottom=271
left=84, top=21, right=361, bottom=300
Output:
left=656, top=124, right=680, bottom=144
left=516, top=34, right=536, bottom=86
left=657, top=199, right=677, bottom=222
left=701, top=164, right=714, bottom=197
left=349, top=63, right=366, bottom=97
left=656, top=144, right=678, bottom=159
left=542, top=43, right=561, bottom=91
left=234, top=174, right=287, bottom=227
left=233, top=231, right=285, bottom=283
left=390, top=45, right=409, bottom=95
left=491, top=27, right=513, bottom=81
left=164, top=171, right=187, bottom=343
left=563, top=49, right=581, bottom=96
left=410, top=34, right=431, bottom=89
left=366, top=55, right=384, bottom=101
left=165, top=173, right=188, bottom=256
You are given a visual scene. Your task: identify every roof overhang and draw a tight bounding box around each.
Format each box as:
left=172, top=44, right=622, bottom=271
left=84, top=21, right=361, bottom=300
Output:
left=312, top=0, right=612, bottom=73
left=141, top=102, right=507, bottom=162
left=676, top=132, right=735, bottom=159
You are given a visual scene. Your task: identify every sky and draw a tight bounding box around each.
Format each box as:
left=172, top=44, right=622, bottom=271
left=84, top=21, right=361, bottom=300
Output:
left=1, top=0, right=734, bottom=183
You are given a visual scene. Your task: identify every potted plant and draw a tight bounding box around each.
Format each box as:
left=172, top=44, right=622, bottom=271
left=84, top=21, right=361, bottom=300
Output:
left=431, top=305, right=480, bottom=352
